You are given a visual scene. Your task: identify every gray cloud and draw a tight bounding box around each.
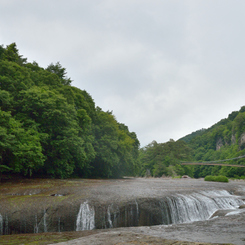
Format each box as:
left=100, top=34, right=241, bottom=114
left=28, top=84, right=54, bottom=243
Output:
left=1, top=0, right=245, bottom=146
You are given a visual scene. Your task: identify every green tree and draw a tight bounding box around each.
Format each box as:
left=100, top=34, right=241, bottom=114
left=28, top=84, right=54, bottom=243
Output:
left=0, top=110, right=44, bottom=177
left=90, top=109, right=139, bottom=178
left=18, top=86, right=89, bottom=178
left=138, top=140, right=192, bottom=177
left=0, top=42, right=140, bottom=179
left=46, top=62, right=72, bottom=85
left=2, top=43, right=27, bottom=65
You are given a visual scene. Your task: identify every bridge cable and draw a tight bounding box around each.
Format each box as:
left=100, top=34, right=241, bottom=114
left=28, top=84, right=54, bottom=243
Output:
left=181, top=154, right=245, bottom=165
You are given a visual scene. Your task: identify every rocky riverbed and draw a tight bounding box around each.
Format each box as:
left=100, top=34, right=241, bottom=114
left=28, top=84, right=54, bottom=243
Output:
left=0, top=177, right=245, bottom=244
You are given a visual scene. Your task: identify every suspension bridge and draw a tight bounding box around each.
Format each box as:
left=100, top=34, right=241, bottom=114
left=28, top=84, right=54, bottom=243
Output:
left=181, top=155, right=245, bottom=167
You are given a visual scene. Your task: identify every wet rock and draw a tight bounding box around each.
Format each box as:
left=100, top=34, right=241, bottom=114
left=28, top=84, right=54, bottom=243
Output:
left=0, top=178, right=245, bottom=237
left=210, top=209, right=235, bottom=218
left=182, top=175, right=191, bottom=178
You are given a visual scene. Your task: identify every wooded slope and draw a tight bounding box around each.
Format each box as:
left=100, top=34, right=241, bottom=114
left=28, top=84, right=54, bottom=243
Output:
left=0, top=43, right=139, bottom=179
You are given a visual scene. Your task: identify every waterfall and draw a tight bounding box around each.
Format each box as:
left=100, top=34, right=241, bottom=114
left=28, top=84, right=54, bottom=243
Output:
left=4, top=215, right=8, bottom=235
left=1, top=189, right=242, bottom=234
left=159, top=200, right=171, bottom=224
left=58, top=217, right=61, bottom=232
left=76, top=201, right=95, bottom=231
left=43, top=211, right=47, bottom=233
left=34, top=214, right=39, bottom=233
left=135, top=199, right=139, bottom=223
left=165, top=190, right=244, bottom=224
left=0, top=214, right=3, bottom=235
left=75, top=190, right=244, bottom=230
left=107, top=205, right=113, bottom=228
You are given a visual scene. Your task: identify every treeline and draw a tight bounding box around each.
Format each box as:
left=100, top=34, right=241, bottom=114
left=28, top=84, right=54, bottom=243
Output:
left=139, top=107, right=245, bottom=179
left=0, top=43, right=139, bottom=179
left=138, top=139, right=193, bottom=177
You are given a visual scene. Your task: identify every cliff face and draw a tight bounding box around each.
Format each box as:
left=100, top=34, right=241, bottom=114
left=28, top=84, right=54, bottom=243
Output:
left=215, top=131, right=245, bottom=152
left=216, top=138, right=223, bottom=151
left=214, top=131, right=245, bottom=152
left=240, top=133, right=245, bottom=148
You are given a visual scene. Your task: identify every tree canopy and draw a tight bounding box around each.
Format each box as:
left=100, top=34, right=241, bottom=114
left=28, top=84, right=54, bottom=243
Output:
left=138, top=139, right=193, bottom=177
left=0, top=43, right=139, bottom=179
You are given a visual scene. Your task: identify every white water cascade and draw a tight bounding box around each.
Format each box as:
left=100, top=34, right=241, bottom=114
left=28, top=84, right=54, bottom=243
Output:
left=135, top=199, right=139, bottom=223
left=75, top=190, right=244, bottom=230
left=165, top=190, right=244, bottom=224
left=43, top=211, right=47, bottom=233
left=76, top=201, right=95, bottom=231
left=0, top=189, right=244, bottom=234
left=0, top=214, right=3, bottom=235
left=107, top=205, right=113, bottom=228
left=34, top=214, right=38, bottom=233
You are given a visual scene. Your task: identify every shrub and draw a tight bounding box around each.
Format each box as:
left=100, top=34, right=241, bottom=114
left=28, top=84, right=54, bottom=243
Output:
left=204, top=175, right=215, bottom=181
left=215, top=176, right=229, bottom=182
left=204, top=175, right=229, bottom=182
left=172, top=176, right=182, bottom=179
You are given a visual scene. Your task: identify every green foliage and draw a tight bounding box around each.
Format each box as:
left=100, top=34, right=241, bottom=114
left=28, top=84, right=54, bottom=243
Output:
left=0, top=43, right=139, bottom=179
left=204, top=175, right=215, bottom=181
left=179, top=128, right=206, bottom=143
left=186, top=106, right=245, bottom=179
left=90, top=109, right=139, bottom=178
left=139, top=105, right=245, bottom=180
left=46, top=62, right=72, bottom=85
left=1, top=43, right=27, bottom=65
left=204, top=175, right=229, bottom=182
left=138, top=139, right=193, bottom=177
left=0, top=109, right=44, bottom=176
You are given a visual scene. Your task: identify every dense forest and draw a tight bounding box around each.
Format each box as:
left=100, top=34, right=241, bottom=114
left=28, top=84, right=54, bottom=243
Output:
left=139, top=107, right=245, bottom=178
left=180, top=106, right=245, bottom=178
left=0, top=43, right=139, bottom=179
left=138, top=139, right=193, bottom=177
left=1, top=43, right=245, bottom=180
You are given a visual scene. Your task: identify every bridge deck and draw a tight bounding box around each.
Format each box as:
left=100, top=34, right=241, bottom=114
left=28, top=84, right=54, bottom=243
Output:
left=181, top=162, right=245, bottom=167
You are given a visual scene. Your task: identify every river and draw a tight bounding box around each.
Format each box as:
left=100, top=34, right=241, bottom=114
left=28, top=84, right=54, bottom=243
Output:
left=0, top=178, right=245, bottom=244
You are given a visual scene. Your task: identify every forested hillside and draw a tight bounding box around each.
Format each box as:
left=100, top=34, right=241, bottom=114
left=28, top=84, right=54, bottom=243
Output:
left=185, top=107, right=245, bottom=178
left=139, top=107, right=245, bottom=179
left=0, top=43, right=139, bottom=179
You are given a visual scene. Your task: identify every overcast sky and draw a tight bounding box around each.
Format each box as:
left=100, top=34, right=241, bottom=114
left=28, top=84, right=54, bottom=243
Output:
left=1, top=0, right=245, bottom=147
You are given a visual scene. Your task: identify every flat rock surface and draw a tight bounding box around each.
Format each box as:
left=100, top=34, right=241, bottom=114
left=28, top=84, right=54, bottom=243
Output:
left=53, top=230, right=233, bottom=245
